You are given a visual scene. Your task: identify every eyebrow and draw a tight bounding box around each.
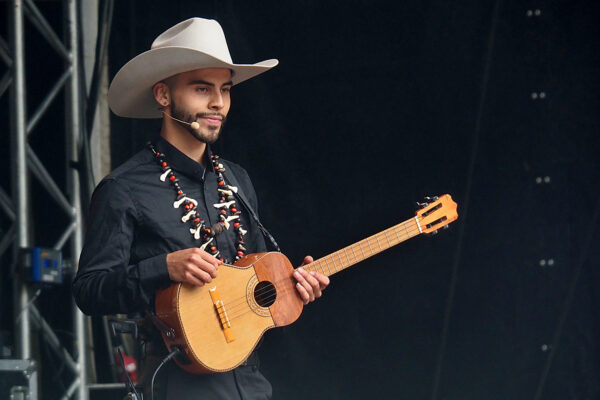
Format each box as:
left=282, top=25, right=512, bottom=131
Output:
left=188, top=79, right=233, bottom=87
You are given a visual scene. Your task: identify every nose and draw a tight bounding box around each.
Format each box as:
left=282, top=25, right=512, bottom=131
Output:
left=208, top=91, right=224, bottom=110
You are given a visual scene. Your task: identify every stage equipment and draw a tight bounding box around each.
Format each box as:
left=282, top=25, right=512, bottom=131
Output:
left=0, top=359, right=37, bottom=400
left=19, top=247, right=63, bottom=285
left=3, top=1, right=114, bottom=399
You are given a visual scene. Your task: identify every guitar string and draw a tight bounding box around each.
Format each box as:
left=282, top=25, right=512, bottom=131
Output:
left=178, top=208, right=452, bottom=354
left=207, top=218, right=429, bottom=321
left=210, top=217, right=428, bottom=319
left=197, top=203, right=442, bottom=314
left=214, top=214, right=451, bottom=324
left=211, top=217, right=423, bottom=311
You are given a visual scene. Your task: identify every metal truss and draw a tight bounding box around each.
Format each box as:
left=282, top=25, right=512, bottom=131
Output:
left=2, top=0, right=95, bottom=398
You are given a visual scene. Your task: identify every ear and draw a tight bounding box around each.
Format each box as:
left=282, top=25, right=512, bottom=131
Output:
left=153, top=82, right=170, bottom=108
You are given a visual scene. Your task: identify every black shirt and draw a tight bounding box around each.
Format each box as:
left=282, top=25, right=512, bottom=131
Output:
left=72, top=137, right=272, bottom=399
left=73, top=137, right=267, bottom=315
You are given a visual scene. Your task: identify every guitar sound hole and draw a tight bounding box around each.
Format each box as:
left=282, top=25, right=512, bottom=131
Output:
left=254, top=281, right=276, bottom=307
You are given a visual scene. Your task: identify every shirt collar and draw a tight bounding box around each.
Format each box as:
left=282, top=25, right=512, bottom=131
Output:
left=154, top=136, right=215, bottom=180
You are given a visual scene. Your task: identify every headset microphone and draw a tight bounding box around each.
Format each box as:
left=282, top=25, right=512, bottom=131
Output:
left=161, top=111, right=200, bottom=131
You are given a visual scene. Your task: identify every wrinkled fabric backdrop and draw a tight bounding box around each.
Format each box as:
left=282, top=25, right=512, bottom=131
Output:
left=111, top=1, right=600, bottom=399
left=2, top=1, right=598, bottom=399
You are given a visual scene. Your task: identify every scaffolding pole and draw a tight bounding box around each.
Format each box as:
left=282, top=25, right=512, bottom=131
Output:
left=10, top=0, right=31, bottom=363
left=4, top=0, right=108, bottom=398
left=66, top=0, right=87, bottom=398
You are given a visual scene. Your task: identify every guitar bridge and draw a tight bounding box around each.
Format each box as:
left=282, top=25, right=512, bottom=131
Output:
left=209, top=287, right=235, bottom=343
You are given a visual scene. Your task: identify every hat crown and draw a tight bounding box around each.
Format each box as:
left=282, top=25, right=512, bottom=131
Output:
left=151, top=18, right=233, bottom=64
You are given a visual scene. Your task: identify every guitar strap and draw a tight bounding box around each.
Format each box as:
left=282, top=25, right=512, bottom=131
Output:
left=221, top=161, right=281, bottom=252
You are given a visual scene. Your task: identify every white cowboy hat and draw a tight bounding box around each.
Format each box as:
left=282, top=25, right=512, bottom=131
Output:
left=108, top=17, right=278, bottom=119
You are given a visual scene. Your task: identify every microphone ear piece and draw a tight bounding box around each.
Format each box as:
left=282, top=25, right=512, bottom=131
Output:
left=160, top=110, right=199, bottom=131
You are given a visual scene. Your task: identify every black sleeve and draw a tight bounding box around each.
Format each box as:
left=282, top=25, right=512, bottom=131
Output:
left=72, top=178, right=170, bottom=315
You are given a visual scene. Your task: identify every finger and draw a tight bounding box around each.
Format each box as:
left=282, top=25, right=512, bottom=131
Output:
left=301, top=269, right=322, bottom=298
left=295, top=282, right=310, bottom=304
left=294, top=269, right=315, bottom=302
left=197, top=249, right=222, bottom=268
left=188, top=264, right=213, bottom=283
left=301, top=255, right=314, bottom=266
left=311, top=271, right=330, bottom=290
left=184, top=271, right=206, bottom=287
left=189, top=255, right=218, bottom=278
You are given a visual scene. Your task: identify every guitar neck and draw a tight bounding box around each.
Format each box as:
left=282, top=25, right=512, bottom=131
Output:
left=304, top=216, right=423, bottom=277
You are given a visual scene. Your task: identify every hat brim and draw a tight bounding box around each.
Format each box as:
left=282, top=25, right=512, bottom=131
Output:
left=108, top=47, right=278, bottom=119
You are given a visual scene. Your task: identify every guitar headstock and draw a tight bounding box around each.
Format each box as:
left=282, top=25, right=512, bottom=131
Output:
left=415, top=194, right=458, bottom=234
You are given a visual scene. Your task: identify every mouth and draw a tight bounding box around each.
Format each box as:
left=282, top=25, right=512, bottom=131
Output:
left=200, top=116, right=223, bottom=125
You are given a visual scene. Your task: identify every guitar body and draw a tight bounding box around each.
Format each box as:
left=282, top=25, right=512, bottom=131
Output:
left=155, top=252, right=304, bottom=374
left=155, top=194, right=458, bottom=375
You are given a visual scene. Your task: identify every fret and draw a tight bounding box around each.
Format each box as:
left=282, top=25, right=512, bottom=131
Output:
left=384, top=231, right=392, bottom=247
left=311, top=261, right=319, bottom=275
left=343, top=248, right=352, bottom=266
left=310, top=260, right=318, bottom=275
left=329, top=255, right=338, bottom=273
left=336, top=251, right=345, bottom=270
left=318, top=260, right=326, bottom=275
left=323, top=258, right=332, bottom=275
left=303, top=194, right=457, bottom=280
left=350, top=245, right=358, bottom=262
left=311, top=219, right=416, bottom=277
left=394, top=226, right=402, bottom=242
left=329, top=255, right=339, bottom=272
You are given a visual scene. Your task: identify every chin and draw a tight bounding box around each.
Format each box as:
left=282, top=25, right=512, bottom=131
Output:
left=188, top=127, right=220, bottom=144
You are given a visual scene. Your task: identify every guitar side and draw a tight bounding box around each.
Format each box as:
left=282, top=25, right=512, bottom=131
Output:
left=155, top=252, right=304, bottom=374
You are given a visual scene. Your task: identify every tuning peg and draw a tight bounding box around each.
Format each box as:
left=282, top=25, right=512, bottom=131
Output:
left=424, top=196, right=439, bottom=202
left=416, top=201, right=429, bottom=209
left=429, top=230, right=439, bottom=235
left=443, top=225, right=449, bottom=230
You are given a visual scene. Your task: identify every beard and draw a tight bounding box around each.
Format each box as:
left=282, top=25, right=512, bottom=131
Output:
left=170, top=100, right=227, bottom=144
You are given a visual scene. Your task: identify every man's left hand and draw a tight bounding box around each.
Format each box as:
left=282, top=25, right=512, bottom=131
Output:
left=293, top=256, right=330, bottom=304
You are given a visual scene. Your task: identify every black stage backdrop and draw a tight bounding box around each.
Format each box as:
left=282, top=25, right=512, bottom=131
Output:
left=2, top=1, right=597, bottom=399
left=108, top=1, right=600, bottom=399
left=107, top=1, right=600, bottom=399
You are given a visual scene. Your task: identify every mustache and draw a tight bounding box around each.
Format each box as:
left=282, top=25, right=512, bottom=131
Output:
left=195, top=112, right=227, bottom=121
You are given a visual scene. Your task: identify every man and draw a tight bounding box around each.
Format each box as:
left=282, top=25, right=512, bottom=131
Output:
left=72, top=17, right=329, bottom=399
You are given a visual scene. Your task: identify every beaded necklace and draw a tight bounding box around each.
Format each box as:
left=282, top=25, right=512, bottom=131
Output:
left=148, top=143, right=247, bottom=263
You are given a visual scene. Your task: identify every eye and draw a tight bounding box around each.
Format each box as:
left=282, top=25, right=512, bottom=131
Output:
left=195, top=86, right=209, bottom=93
left=221, top=87, right=231, bottom=94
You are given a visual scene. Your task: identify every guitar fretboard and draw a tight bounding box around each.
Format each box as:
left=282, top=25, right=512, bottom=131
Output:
left=304, top=217, right=423, bottom=277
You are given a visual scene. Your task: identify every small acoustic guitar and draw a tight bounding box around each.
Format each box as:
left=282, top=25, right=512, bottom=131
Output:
left=155, top=194, right=458, bottom=374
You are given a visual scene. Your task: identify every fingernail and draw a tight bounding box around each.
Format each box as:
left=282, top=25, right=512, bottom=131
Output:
left=310, top=271, right=316, bottom=276
left=294, top=271, right=301, bottom=279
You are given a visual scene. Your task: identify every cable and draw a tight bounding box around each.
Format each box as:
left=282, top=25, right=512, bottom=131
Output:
left=151, top=347, right=181, bottom=400
left=117, top=347, right=141, bottom=400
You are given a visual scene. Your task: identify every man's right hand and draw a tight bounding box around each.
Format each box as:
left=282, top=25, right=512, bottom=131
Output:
left=166, top=248, right=222, bottom=286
